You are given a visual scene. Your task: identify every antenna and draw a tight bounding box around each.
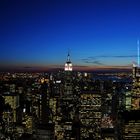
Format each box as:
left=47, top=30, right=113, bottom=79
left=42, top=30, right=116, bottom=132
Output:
left=137, top=39, right=139, bottom=67
left=67, top=49, right=70, bottom=62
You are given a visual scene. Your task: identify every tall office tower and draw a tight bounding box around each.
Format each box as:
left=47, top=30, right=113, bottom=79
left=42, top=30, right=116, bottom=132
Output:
left=80, top=90, right=102, bottom=140
left=0, top=95, right=5, bottom=133
left=40, top=77, right=51, bottom=125
left=37, top=76, right=54, bottom=140
left=79, top=81, right=102, bottom=140
left=2, top=93, right=19, bottom=123
left=122, top=41, right=140, bottom=140
left=2, top=92, right=19, bottom=135
left=56, top=53, right=78, bottom=140
left=131, top=40, right=140, bottom=110
left=112, top=82, right=127, bottom=140
left=49, top=72, right=64, bottom=140
left=0, top=95, right=5, bottom=120
left=132, top=64, right=140, bottom=110
left=101, top=81, right=116, bottom=140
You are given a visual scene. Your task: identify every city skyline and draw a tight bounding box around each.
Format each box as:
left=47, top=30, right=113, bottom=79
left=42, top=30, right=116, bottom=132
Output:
left=1, top=0, right=140, bottom=71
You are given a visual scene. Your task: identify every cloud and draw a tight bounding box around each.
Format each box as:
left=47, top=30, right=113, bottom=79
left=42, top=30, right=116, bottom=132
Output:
left=84, top=55, right=136, bottom=59
left=81, top=57, right=103, bottom=65
left=81, top=54, right=136, bottom=66
left=74, top=65, right=89, bottom=68
left=84, top=60, right=103, bottom=65
left=24, top=66, right=32, bottom=69
left=95, top=55, right=137, bottom=58
left=81, top=58, right=90, bottom=61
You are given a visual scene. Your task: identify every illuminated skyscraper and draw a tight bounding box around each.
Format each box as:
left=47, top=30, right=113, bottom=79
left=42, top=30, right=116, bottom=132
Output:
left=132, top=64, right=140, bottom=110
left=55, top=52, right=79, bottom=140
left=131, top=40, right=140, bottom=110
left=64, top=52, right=73, bottom=71
left=122, top=41, right=140, bottom=139
left=74, top=75, right=110, bottom=139
left=80, top=91, right=102, bottom=140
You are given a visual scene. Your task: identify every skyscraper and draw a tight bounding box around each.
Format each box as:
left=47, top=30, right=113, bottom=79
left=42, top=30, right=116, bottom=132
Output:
left=122, top=43, right=140, bottom=139
left=64, top=52, right=73, bottom=72
left=55, top=52, right=79, bottom=140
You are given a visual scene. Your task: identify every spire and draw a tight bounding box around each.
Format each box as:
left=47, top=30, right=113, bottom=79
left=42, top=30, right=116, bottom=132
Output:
left=67, top=50, right=71, bottom=62
left=65, top=50, right=73, bottom=71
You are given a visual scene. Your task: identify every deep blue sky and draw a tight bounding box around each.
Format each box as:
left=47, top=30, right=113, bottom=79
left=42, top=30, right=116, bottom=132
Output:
left=1, top=0, right=140, bottom=71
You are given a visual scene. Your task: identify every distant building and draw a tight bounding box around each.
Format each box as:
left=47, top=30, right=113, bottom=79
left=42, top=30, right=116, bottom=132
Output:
left=122, top=64, right=140, bottom=139
left=132, top=64, right=140, bottom=110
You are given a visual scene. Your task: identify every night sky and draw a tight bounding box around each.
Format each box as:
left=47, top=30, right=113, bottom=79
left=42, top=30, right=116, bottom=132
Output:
left=1, top=0, right=140, bottom=71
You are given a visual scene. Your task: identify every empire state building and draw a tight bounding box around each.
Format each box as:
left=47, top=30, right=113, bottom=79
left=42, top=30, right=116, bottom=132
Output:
left=64, top=52, right=73, bottom=71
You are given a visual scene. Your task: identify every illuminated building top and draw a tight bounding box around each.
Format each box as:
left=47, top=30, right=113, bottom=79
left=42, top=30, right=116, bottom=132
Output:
left=132, top=40, right=140, bottom=78
left=131, top=40, right=140, bottom=110
left=64, top=52, right=73, bottom=71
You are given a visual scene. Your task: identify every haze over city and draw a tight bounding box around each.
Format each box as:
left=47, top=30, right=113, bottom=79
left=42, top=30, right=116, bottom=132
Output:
left=1, top=0, right=140, bottom=71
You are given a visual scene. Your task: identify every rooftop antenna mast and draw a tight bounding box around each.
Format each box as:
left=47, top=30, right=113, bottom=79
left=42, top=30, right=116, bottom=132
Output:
left=67, top=48, right=70, bottom=62
left=137, top=39, right=140, bottom=67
